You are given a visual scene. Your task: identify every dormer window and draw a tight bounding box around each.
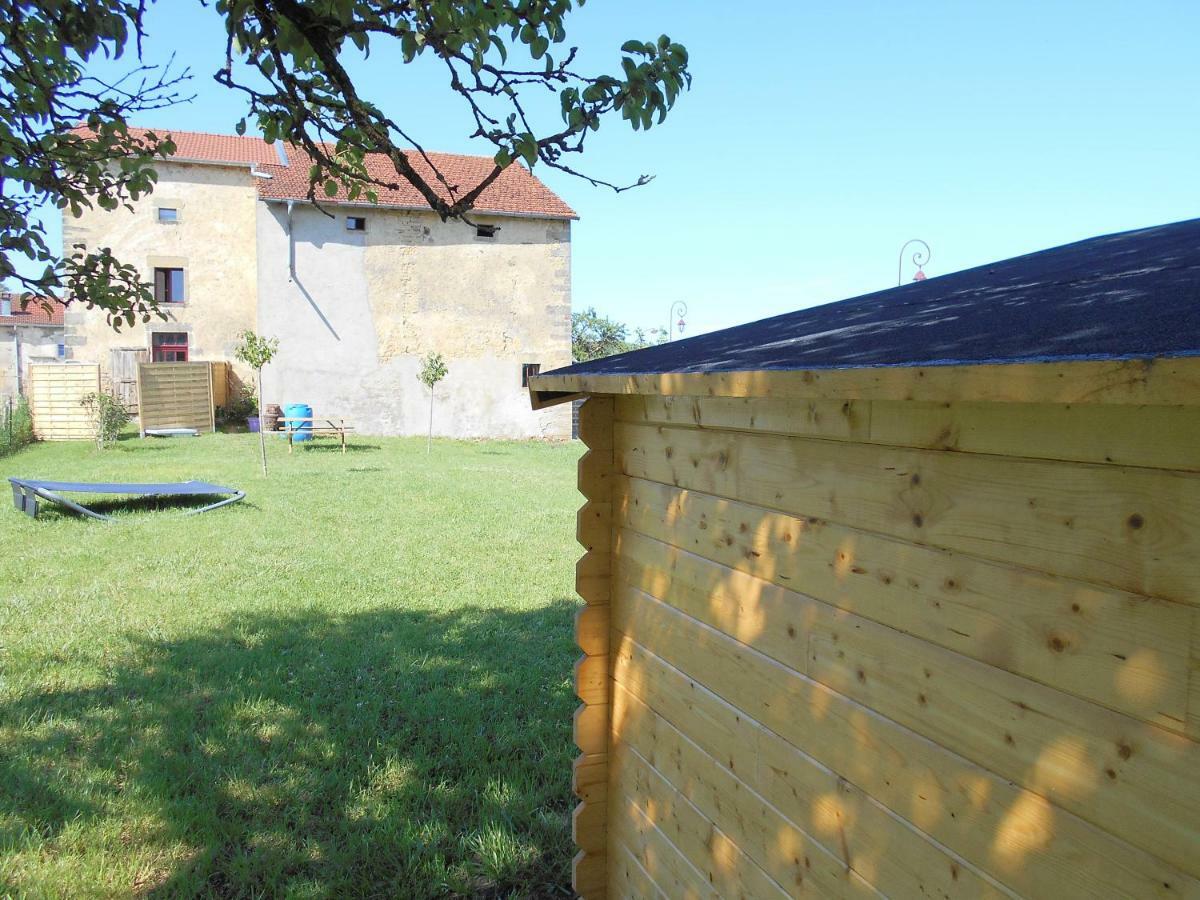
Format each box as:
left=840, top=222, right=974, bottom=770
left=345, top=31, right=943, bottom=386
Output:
left=157, top=207, right=179, bottom=223
left=346, top=216, right=366, bottom=232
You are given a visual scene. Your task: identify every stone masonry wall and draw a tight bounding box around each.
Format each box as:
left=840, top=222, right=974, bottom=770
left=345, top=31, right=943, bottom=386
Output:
left=62, top=159, right=572, bottom=439
left=62, top=161, right=260, bottom=370
left=256, top=203, right=571, bottom=438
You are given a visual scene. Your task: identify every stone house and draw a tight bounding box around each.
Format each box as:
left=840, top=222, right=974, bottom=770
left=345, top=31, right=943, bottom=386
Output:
left=1, top=294, right=66, bottom=401
left=63, top=128, right=575, bottom=438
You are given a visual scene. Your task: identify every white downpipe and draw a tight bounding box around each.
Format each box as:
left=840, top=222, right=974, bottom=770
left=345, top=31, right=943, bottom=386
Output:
left=11, top=327, right=20, bottom=395
left=286, top=200, right=296, bottom=282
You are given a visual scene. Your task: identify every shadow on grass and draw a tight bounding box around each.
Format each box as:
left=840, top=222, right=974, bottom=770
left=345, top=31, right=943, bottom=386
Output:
left=295, top=442, right=383, bottom=454
left=26, top=494, right=253, bottom=521
left=71, top=495, right=238, bottom=517
left=0, top=602, right=578, bottom=898
left=114, top=443, right=172, bottom=452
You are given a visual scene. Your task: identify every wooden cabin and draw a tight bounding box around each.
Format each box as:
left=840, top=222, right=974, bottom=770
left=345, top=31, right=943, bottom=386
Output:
left=529, top=219, right=1200, bottom=899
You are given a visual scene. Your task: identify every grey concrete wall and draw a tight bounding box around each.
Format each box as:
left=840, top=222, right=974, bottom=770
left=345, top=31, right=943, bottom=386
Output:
left=1, top=325, right=64, bottom=400
left=256, top=203, right=571, bottom=438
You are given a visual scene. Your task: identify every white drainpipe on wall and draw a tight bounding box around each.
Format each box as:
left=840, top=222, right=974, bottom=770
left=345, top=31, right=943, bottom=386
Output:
left=286, top=200, right=296, bottom=282
left=9, top=326, right=21, bottom=395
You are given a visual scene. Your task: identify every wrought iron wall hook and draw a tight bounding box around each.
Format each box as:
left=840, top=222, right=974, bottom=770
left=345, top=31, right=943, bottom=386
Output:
left=898, top=239, right=931, bottom=286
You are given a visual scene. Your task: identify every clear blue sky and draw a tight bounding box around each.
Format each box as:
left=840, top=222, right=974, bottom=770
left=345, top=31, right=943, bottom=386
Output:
left=28, top=0, right=1200, bottom=337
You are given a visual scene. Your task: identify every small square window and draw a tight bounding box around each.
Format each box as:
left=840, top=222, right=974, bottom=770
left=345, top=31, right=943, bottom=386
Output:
left=346, top=216, right=367, bottom=232
left=157, top=207, right=179, bottom=223
left=153, top=267, right=185, bottom=304
left=476, top=224, right=497, bottom=239
left=56, top=344, right=66, bottom=359
left=521, top=362, right=541, bottom=387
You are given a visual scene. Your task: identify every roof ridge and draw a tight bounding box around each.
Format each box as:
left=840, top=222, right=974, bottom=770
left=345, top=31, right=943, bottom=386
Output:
left=126, top=124, right=277, bottom=144
left=90, top=125, right=527, bottom=167
left=290, top=140, right=516, bottom=168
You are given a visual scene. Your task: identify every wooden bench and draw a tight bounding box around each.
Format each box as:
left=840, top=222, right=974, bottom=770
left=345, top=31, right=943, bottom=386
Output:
left=280, top=417, right=355, bottom=453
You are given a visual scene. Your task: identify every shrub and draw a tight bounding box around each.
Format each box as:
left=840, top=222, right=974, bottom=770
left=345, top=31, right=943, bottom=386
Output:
left=0, top=395, right=34, bottom=456
left=216, top=383, right=258, bottom=427
left=80, top=391, right=131, bottom=449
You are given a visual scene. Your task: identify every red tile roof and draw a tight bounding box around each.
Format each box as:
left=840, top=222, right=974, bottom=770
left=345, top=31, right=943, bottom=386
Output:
left=260, top=142, right=577, bottom=219
left=0, top=296, right=65, bottom=327
left=73, top=125, right=281, bottom=167
left=74, top=126, right=576, bottom=219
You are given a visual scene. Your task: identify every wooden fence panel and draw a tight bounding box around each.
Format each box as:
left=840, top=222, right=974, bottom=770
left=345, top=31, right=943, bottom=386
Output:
left=108, top=348, right=148, bottom=413
left=136, top=362, right=215, bottom=435
left=27, top=364, right=100, bottom=441
left=210, top=361, right=230, bottom=409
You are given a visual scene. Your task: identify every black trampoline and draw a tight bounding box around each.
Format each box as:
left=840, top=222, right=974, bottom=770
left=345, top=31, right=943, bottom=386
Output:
left=9, top=478, right=245, bottom=521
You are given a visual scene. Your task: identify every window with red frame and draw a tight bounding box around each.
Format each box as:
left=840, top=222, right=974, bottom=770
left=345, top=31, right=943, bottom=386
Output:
left=152, top=332, right=188, bottom=362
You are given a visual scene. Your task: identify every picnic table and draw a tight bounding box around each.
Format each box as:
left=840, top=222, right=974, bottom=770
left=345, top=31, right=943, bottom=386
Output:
left=280, top=417, right=355, bottom=453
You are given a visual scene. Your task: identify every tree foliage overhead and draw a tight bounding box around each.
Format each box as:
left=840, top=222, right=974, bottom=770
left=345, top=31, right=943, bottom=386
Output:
left=217, top=0, right=692, bottom=217
left=0, top=0, right=190, bottom=325
left=1, top=0, right=691, bottom=326
left=571, top=306, right=661, bottom=362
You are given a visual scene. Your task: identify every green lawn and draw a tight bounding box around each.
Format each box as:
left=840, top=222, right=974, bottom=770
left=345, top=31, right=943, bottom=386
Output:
left=0, top=432, right=584, bottom=898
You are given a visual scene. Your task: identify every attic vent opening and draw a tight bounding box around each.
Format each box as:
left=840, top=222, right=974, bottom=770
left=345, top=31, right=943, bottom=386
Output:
left=476, top=224, right=497, bottom=239
left=346, top=216, right=367, bottom=232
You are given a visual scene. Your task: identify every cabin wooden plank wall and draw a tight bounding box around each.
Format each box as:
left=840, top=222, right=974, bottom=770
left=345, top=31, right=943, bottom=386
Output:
left=575, top=390, right=1200, bottom=899
left=136, top=362, right=215, bottom=436
left=572, top=396, right=616, bottom=896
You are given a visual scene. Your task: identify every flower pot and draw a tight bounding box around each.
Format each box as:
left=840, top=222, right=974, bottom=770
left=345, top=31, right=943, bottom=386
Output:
left=247, top=416, right=261, bottom=433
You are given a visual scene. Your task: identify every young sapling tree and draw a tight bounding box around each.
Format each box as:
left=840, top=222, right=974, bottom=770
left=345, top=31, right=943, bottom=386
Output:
left=79, top=392, right=130, bottom=450
left=235, top=330, right=280, bottom=476
left=417, top=352, right=449, bottom=454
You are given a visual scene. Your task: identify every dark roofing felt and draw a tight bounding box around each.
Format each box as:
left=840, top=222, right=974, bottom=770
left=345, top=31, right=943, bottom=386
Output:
left=553, top=217, right=1200, bottom=378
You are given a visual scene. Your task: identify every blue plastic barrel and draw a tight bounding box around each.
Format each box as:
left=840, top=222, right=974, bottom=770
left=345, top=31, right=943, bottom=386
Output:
left=282, top=403, right=313, bottom=442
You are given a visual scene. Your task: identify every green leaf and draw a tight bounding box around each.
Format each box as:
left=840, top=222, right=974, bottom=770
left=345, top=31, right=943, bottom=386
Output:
left=401, top=31, right=418, bottom=62
left=324, top=179, right=339, bottom=197
left=517, top=136, right=538, bottom=166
